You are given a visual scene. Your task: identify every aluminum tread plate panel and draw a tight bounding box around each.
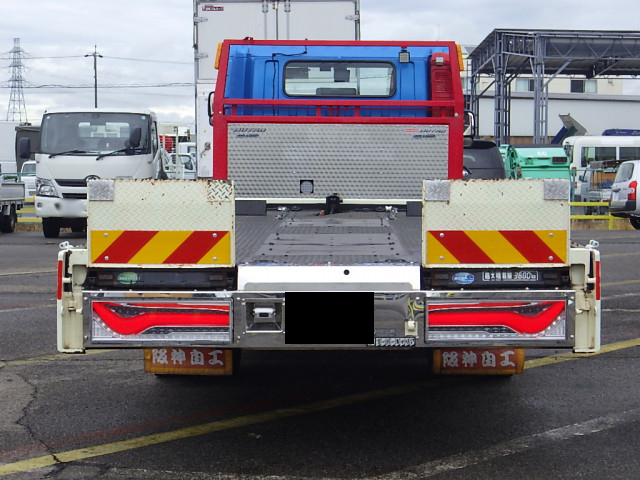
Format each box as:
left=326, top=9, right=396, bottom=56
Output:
left=423, top=179, right=570, bottom=267
left=228, top=123, right=449, bottom=200
left=423, top=179, right=569, bottom=231
left=87, top=179, right=235, bottom=267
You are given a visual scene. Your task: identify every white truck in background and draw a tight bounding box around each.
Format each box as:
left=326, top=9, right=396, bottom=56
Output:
left=0, top=121, right=21, bottom=177
left=563, top=135, right=640, bottom=202
left=193, top=0, right=360, bottom=177
left=18, top=108, right=165, bottom=238
left=0, top=163, right=24, bottom=234
left=0, top=121, right=25, bottom=232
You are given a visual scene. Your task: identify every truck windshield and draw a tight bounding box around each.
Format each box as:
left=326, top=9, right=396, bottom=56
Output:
left=284, top=61, right=395, bottom=97
left=40, top=112, right=152, bottom=156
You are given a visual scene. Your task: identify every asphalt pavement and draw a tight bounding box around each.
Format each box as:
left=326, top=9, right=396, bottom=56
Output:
left=1, top=228, right=639, bottom=479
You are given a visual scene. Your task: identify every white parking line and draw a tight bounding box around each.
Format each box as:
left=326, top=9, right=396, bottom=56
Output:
left=363, top=408, right=640, bottom=480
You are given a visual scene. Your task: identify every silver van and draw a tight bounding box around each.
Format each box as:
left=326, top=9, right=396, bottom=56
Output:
left=581, top=160, right=618, bottom=215
left=610, top=159, right=640, bottom=229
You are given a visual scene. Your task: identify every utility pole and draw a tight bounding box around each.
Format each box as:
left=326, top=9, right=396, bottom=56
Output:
left=85, top=45, right=102, bottom=108
left=6, top=38, right=28, bottom=122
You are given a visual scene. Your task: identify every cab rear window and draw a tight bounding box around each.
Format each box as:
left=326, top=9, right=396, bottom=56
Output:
left=284, top=61, right=395, bottom=97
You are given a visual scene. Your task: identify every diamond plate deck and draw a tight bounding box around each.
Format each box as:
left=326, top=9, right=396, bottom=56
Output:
left=236, top=208, right=422, bottom=266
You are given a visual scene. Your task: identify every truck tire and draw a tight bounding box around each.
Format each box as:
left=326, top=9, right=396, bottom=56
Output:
left=42, top=218, right=61, bottom=238
left=0, top=206, right=17, bottom=233
left=630, top=217, right=640, bottom=230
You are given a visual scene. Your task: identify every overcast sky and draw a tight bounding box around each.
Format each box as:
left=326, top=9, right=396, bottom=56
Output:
left=2, top=0, right=640, bottom=127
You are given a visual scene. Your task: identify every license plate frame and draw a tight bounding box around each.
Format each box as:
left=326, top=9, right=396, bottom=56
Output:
left=368, top=337, right=416, bottom=348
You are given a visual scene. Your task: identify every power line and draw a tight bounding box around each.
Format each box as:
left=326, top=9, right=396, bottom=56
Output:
left=5, top=83, right=193, bottom=89
left=102, top=55, right=191, bottom=65
left=0, top=54, right=190, bottom=64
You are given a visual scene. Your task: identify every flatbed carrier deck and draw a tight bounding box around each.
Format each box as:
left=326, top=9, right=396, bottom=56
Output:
left=235, top=206, right=422, bottom=266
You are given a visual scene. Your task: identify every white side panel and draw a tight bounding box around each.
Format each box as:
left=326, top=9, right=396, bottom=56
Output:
left=570, top=246, right=601, bottom=353
left=196, top=83, right=214, bottom=178
left=194, top=1, right=359, bottom=178
left=57, top=248, right=88, bottom=353
left=87, top=180, right=232, bottom=230
left=238, top=265, right=420, bottom=291
left=424, top=179, right=570, bottom=231
left=194, top=0, right=359, bottom=82
left=86, top=179, right=235, bottom=268
left=422, top=179, right=571, bottom=268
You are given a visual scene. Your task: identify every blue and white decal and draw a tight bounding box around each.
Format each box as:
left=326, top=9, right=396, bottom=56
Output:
left=452, top=272, right=475, bottom=285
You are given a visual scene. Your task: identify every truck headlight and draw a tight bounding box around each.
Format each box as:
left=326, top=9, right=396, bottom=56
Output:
left=36, top=178, right=59, bottom=197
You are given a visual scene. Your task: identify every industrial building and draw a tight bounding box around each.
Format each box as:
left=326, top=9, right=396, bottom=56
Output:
left=465, top=29, right=640, bottom=144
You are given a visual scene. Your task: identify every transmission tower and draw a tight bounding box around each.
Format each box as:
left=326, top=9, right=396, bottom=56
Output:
left=6, top=38, right=28, bottom=122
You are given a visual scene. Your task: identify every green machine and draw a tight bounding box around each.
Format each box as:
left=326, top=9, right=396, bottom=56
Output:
left=502, top=144, right=571, bottom=179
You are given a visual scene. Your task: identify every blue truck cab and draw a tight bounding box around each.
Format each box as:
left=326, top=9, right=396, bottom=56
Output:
left=221, top=43, right=452, bottom=111
left=210, top=39, right=465, bottom=193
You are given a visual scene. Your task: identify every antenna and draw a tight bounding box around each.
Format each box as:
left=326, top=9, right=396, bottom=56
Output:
left=6, top=38, right=28, bottom=122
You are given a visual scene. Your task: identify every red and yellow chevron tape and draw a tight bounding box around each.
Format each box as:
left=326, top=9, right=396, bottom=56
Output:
left=90, top=230, right=231, bottom=265
left=426, top=230, right=567, bottom=264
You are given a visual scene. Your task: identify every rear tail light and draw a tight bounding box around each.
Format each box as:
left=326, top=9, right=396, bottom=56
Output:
left=430, top=52, right=453, bottom=116
left=595, top=258, right=601, bottom=302
left=57, top=259, right=64, bottom=301
left=629, top=180, right=637, bottom=201
left=427, top=298, right=569, bottom=343
left=91, top=299, right=232, bottom=344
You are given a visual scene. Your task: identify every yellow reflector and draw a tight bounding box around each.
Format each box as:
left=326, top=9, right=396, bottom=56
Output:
left=456, top=44, right=465, bottom=71
left=214, top=42, right=223, bottom=69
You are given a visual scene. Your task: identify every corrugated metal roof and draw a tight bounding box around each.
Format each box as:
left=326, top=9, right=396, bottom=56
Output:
left=469, top=29, right=640, bottom=77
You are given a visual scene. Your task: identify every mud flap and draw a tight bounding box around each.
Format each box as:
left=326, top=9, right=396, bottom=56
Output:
left=432, top=348, right=525, bottom=375
left=144, top=348, right=235, bottom=375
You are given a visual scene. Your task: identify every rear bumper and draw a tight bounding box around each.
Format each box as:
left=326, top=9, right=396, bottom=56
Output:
left=81, top=289, right=574, bottom=350
left=609, top=200, right=636, bottom=217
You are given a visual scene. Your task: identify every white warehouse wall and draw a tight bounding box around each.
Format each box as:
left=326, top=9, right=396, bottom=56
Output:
left=477, top=93, right=640, bottom=142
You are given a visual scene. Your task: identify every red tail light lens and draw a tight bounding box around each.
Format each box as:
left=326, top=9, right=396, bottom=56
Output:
left=93, top=301, right=230, bottom=335
left=90, top=299, right=232, bottom=345
left=428, top=301, right=564, bottom=335
left=629, top=180, right=637, bottom=201
left=57, top=259, right=63, bottom=301
left=430, top=52, right=453, bottom=116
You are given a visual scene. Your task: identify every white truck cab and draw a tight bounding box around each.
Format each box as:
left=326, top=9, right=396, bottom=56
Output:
left=19, top=108, right=164, bottom=237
